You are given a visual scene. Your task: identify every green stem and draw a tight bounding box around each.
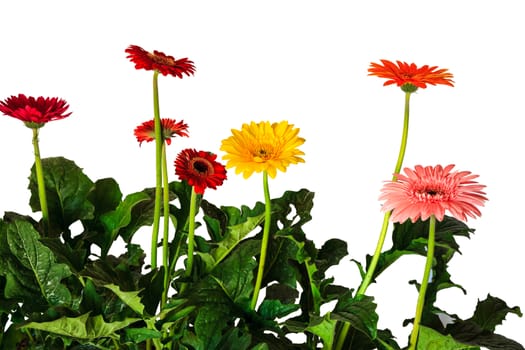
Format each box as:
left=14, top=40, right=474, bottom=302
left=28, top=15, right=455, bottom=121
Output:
left=32, top=127, right=49, bottom=226
left=250, top=171, right=271, bottom=310
left=409, top=215, right=436, bottom=350
left=334, top=92, right=412, bottom=350
left=356, top=91, right=411, bottom=295
left=181, top=187, right=198, bottom=294
left=161, top=143, right=170, bottom=308
left=150, top=70, right=162, bottom=269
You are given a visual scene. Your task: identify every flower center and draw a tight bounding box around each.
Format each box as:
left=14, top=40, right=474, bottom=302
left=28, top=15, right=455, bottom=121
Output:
left=147, top=52, right=176, bottom=67
left=253, top=144, right=275, bottom=163
left=415, top=187, right=445, bottom=201
left=190, top=157, right=214, bottom=176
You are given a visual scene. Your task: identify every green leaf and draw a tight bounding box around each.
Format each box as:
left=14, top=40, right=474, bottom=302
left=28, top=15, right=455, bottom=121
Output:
left=305, top=314, right=337, bottom=349
left=124, top=328, right=162, bottom=343
left=201, top=200, right=265, bottom=242
left=99, top=191, right=152, bottom=254
left=258, top=299, right=300, bottom=320
left=315, top=238, right=348, bottom=279
left=470, top=294, right=523, bottom=332
left=210, top=212, right=265, bottom=268
left=103, top=283, right=145, bottom=316
left=211, top=239, right=259, bottom=307
left=265, top=283, right=299, bottom=304
left=87, top=178, right=122, bottom=217
left=446, top=295, right=524, bottom=350
left=217, top=328, right=252, bottom=350
left=22, top=313, right=140, bottom=340
left=371, top=216, right=473, bottom=280
left=417, top=326, right=479, bottom=350
left=29, top=157, right=95, bottom=234
left=3, top=220, right=72, bottom=307
left=332, top=293, right=378, bottom=340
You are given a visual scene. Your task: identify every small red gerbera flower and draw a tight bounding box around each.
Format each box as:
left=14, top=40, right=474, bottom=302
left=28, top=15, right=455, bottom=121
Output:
left=368, top=59, right=454, bottom=92
left=134, top=118, right=189, bottom=146
left=125, top=45, right=195, bottom=78
left=379, top=164, right=487, bottom=223
left=0, top=94, right=71, bottom=128
left=175, top=148, right=227, bottom=194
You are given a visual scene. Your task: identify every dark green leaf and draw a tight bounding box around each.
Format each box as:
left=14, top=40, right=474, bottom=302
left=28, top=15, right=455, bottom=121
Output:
left=259, top=299, right=300, bottom=320
left=100, top=191, right=152, bottom=251
left=29, top=157, right=95, bottom=235
left=315, top=238, right=348, bottom=279
left=87, top=178, right=122, bottom=217
left=470, top=294, right=523, bottom=332
left=446, top=295, right=524, bottom=350
left=3, top=220, right=72, bottom=307
left=332, top=293, right=378, bottom=340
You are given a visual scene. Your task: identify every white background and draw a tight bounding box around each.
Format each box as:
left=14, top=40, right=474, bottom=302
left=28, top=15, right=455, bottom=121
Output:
left=1, top=1, right=524, bottom=348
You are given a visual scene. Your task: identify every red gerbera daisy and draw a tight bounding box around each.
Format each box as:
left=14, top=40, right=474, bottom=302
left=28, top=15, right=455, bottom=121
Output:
left=379, top=164, right=487, bottom=223
left=125, top=45, right=195, bottom=78
left=368, top=59, right=454, bottom=92
left=134, top=118, right=189, bottom=146
left=0, top=94, right=71, bottom=128
left=175, top=148, right=227, bottom=194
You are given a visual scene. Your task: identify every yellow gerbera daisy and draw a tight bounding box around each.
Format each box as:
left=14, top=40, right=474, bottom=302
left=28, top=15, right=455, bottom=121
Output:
left=220, top=121, right=305, bottom=179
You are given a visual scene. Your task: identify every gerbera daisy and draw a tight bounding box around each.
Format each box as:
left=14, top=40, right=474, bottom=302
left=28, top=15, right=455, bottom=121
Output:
left=0, top=94, right=71, bottom=128
left=379, top=164, right=487, bottom=223
left=174, top=148, right=227, bottom=194
left=125, top=44, right=195, bottom=78
left=368, top=59, right=454, bottom=92
left=134, top=118, right=189, bottom=146
left=220, top=121, right=305, bottom=179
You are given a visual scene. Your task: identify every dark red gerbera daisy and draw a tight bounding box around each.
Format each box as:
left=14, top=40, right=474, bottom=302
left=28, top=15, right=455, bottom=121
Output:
left=0, top=94, right=71, bottom=128
left=125, top=45, right=195, bottom=78
left=368, top=59, right=454, bottom=92
left=134, top=118, right=189, bottom=146
left=175, top=148, right=227, bottom=194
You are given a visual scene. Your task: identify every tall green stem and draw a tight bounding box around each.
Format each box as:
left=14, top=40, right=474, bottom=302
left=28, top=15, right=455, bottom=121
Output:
left=161, top=143, right=170, bottom=307
left=150, top=70, right=162, bottom=269
left=357, top=91, right=411, bottom=295
left=409, top=215, right=436, bottom=350
left=334, top=92, right=412, bottom=350
left=32, top=127, right=49, bottom=226
left=251, top=171, right=271, bottom=310
left=181, top=187, right=198, bottom=294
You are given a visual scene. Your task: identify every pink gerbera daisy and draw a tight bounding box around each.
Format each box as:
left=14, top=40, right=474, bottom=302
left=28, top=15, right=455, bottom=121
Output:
left=379, top=164, right=487, bottom=223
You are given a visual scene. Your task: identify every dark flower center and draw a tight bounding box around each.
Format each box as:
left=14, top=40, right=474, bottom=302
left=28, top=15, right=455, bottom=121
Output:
left=190, top=157, right=214, bottom=176
left=253, top=144, right=274, bottom=162
left=147, top=52, right=176, bottom=67
left=414, top=187, right=446, bottom=202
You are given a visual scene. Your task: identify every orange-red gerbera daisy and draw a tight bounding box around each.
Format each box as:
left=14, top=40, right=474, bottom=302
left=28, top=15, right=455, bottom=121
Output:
left=175, top=148, right=227, bottom=194
left=125, top=45, right=195, bottom=78
left=379, top=164, right=487, bottom=223
left=134, top=118, right=189, bottom=146
left=368, top=59, right=454, bottom=92
left=0, top=94, right=71, bottom=128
